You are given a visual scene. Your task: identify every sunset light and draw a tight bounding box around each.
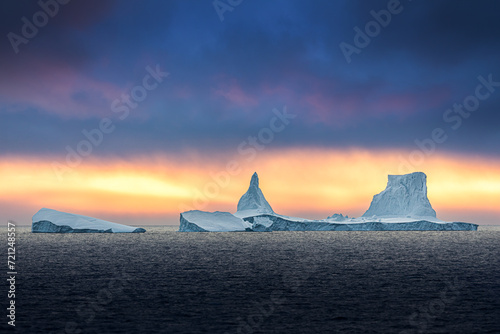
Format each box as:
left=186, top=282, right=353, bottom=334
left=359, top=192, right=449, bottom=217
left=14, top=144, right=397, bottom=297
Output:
left=2, top=149, right=499, bottom=225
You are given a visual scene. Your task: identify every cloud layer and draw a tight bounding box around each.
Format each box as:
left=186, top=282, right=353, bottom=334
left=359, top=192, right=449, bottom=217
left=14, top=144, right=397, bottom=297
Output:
left=1, top=0, right=499, bottom=157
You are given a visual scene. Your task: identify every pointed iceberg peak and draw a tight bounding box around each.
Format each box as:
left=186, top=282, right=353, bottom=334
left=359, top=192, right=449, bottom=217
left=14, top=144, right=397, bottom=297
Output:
left=236, top=172, right=274, bottom=214
left=250, top=172, right=259, bottom=187
left=362, top=172, right=437, bottom=218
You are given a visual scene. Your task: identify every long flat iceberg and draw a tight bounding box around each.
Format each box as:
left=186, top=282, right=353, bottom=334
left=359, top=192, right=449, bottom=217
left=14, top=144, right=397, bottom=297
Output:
left=181, top=212, right=476, bottom=232
left=179, top=172, right=478, bottom=232
left=247, top=214, right=477, bottom=231
left=32, top=208, right=146, bottom=233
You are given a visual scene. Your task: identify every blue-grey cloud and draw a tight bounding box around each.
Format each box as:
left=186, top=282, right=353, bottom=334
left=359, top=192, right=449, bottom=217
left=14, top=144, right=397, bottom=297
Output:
left=0, top=0, right=499, bottom=159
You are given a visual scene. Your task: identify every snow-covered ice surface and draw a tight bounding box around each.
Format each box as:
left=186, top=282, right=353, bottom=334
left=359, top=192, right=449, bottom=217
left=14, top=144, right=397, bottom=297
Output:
left=327, top=213, right=348, bottom=221
left=246, top=214, right=477, bottom=231
left=179, top=211, right=252, bottom=232
left=32, top=208, right=146, bottom=233
left=179, top=172, right=478, bottom=232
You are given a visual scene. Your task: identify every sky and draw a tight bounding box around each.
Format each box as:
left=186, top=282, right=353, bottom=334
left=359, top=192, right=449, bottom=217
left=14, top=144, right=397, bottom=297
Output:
left=1, top=0, right=499, bottom=225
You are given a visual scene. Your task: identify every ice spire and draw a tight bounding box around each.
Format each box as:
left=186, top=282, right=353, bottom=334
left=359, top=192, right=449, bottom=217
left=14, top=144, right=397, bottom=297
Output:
left=236, top=172, right=274, bottom=214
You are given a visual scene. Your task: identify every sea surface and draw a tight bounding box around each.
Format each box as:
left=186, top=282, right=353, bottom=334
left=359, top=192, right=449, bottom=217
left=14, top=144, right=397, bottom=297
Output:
left=3, top=226, right=500, bottom=334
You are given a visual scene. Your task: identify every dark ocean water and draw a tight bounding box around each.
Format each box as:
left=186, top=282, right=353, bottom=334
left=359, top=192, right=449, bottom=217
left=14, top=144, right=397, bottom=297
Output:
left=3, top=226, right=500, bottom=334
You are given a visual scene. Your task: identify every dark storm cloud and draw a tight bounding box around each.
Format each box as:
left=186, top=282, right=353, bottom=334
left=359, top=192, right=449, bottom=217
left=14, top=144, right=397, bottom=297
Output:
left=366, top=0, right=500, bottom=66
left=0, top=0, right=116, bottom=59
left=0, top=0, right=499, bottom=158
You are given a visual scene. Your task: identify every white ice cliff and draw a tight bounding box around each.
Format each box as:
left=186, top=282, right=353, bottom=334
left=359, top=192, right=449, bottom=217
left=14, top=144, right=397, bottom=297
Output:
left=363, top=172, right=436, bottom=218
left=32, top=208, right=146, bottom=233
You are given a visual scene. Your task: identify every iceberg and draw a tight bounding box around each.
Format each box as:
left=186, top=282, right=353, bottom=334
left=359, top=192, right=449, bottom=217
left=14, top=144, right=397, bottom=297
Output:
left=236, top=172, right=274, bottom=215
left=363, top=172, right=436, bottom=218
left=327, top=213, right=348, bottom=221
left=245, top=214, right=477, bottom=231
left=179, top=210, right=252, bottom=232
left=32, top=208, right=146, bottom=233
left=178, top=172, right=478, bottom=232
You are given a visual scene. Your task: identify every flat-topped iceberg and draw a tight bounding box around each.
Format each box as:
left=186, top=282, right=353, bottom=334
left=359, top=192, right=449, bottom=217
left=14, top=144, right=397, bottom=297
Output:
left=363, top=172, right=437, bottom=218
left=250, top=215, right=477, bottom=231
left=180, top=210, right=251, bottom=232
left=32, top=208, right=146, bottom=233
left=179, top=172, right=478, bottom=232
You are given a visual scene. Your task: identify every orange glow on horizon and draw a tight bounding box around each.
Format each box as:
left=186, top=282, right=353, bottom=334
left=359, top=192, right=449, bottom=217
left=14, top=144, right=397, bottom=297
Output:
left=1, top=149, right=499, bottom=225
